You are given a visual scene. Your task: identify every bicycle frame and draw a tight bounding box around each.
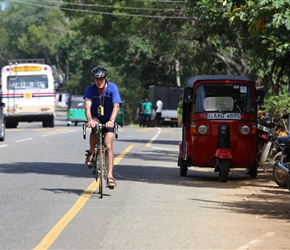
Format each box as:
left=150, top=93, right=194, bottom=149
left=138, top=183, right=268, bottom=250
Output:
left=83, top=122, right=118, bottom=198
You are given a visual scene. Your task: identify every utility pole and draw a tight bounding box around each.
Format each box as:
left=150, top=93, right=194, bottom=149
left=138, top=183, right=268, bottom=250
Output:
left=175, top=59, right=181, bottom=87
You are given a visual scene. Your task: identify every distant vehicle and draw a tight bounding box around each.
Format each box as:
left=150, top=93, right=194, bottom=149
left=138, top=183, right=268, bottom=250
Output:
left=0, top=102, right=5, bottom=141
left=148, top=85, right=183, bottom=127
left=116, top=101, right=124, bottom=127
left=66, top=95, right=86, bottom=126
left=1, top=59, right=55, bottom=128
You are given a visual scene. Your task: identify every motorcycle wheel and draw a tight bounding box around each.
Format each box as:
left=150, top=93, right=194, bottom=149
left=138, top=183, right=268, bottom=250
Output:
left=273, top=163, right=287, bottom=187
left=218, top=159, right=229, bottom=182
left=287, top=174, right=290, bottom=191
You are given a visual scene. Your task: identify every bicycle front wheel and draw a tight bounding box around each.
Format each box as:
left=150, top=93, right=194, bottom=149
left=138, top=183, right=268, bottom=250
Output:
left=98, top=145, right=104, bottom=198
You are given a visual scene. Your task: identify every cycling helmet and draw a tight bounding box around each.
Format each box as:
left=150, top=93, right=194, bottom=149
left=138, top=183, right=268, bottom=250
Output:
left=91, top=66, right=108, bottom=79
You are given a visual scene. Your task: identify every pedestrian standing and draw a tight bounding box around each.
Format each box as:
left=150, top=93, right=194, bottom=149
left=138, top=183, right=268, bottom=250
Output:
left=143, top=97, right=153, bottom=127
left=155, top=97, right=163, bottom=127
left=136, top=98, right=145, bottom=127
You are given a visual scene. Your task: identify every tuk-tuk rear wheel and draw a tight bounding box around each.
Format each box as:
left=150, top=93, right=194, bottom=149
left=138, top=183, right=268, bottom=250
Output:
left=179, top=158, right=188, bottom=177
left=247, top=161, right=258, bottom=178
left=218, top=159, right=229, bottom=182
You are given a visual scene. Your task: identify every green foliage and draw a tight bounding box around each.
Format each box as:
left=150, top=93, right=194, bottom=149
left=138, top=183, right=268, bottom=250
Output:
left=261, top=92, right=290, bottom=117
left=1, top=0, right=290, bottom=124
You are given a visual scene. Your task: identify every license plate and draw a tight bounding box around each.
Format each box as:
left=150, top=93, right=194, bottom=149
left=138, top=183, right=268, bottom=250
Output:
left=24, top=93, right=32, bottom=98
left=164, top=117, right=171, bottom=121
left=207, top=113, right=241, bottom=120
left=257, top=124, right=271, bottom=133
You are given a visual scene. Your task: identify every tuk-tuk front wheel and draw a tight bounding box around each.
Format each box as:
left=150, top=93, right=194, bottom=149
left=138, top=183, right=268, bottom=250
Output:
left=218, top=159, right=230, bottom=182
left=179, top=157, right=188, bottom=177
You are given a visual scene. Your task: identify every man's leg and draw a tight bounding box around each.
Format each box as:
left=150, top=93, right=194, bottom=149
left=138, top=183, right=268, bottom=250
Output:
left=89, top=133, right=99, bottom=152
left=104, top=132, right=115, bottom=179
left=85, top=133, right=99, bottom=168
left=143, top=115, right=147, bottom=127
left=278, top=135, right=290, bottom=144
left=147, top=114, right=151, bottom=127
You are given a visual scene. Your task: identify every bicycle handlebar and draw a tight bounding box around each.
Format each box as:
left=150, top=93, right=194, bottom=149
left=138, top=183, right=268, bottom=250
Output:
left=82, top=122, right=118, bottom=140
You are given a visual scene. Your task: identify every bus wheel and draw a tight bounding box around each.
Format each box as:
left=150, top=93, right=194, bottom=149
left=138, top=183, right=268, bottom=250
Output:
left=49, top=117, right=55, bottom=127
left=42, top=120, right=48, bottom=127
left=43, top=117, right=54, bottom=128
left=47, top=117, right=55, bottom=127
left=6, top=121, right=18, bottom=128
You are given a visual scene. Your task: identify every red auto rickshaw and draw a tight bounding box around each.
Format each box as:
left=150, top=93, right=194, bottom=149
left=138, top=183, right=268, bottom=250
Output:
left=178, top=75, right=258, bottom=182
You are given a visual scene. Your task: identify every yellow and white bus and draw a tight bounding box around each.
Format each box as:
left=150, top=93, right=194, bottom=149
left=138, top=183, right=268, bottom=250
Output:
left=1, top=59, right=55, bottom=128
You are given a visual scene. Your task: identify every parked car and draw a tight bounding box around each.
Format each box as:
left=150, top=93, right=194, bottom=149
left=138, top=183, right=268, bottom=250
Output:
left=0, top=102, right=6, bottom=141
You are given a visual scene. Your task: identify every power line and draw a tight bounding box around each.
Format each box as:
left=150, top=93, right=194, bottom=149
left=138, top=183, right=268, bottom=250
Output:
left=9, top=0, right=189, bottom=19
left=42, top=0, right=182, bottom=12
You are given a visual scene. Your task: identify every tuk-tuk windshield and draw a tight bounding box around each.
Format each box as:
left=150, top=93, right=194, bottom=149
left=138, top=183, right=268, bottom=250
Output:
left=194, top=85, right=255, bottom=113
left=69, top=100, right=84, bottom=109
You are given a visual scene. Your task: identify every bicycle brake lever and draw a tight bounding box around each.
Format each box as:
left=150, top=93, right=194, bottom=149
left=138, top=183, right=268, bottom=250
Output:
left=83, top=123, right=87, bottom=139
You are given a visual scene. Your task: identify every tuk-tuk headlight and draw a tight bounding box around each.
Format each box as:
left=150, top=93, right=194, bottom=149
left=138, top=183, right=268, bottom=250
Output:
left=240, top=125, right=250, bottom=135
left=198, top=125, right=208, bottom=134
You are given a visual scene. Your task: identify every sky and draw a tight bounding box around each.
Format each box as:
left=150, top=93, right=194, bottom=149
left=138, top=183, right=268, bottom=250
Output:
left=1, top=2, right=6, bottom=10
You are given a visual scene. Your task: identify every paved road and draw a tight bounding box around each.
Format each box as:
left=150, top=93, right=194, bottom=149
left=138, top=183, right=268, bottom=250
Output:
left=1, top=110, right=290, bottom=249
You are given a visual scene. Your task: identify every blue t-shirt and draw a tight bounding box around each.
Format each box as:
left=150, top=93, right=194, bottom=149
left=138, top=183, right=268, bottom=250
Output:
left=83, top=82, right=121, bottom=121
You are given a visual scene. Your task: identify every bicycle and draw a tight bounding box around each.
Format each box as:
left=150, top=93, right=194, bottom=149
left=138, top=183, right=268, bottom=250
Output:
left=83, top=122, right=118, bottom=198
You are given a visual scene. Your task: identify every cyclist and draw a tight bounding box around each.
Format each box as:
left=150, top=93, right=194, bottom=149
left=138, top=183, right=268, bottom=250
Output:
left=83, top=66, right=121, bottom=188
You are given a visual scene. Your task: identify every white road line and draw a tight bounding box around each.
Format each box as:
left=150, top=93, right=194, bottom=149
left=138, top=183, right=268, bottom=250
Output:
left=0, top=144, right=8, bottom=148
left=146, top=128, right=161, bottom=146
left=151, top=145, right=178, bottom=152
left=41, top=130, right=77, bottom=137
left=16, top=138, right=33, bottom=143
left=237, top=232, right=276, bottom=249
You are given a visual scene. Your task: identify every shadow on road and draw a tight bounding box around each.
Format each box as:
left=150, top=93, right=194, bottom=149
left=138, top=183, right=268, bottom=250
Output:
left=1, top=148, right=289, bottom=221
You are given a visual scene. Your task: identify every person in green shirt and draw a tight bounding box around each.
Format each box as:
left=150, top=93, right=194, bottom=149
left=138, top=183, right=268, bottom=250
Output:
left=143, top=97, right=153, bottom=127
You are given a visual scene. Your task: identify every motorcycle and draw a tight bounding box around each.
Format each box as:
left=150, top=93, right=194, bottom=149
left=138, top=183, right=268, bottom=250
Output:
left=268, top=135, right=290, bottom=187
left=273, top=145, right=290, bottom=190
left=258, top=114, right=290, bottom=187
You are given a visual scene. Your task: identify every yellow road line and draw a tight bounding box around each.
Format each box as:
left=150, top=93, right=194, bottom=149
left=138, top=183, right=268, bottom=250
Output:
left=33, top=144, right=134, bottom=250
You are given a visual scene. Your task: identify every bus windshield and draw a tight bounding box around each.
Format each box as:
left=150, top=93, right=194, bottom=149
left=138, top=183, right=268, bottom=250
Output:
left=6, top=75, right=49, bottom=90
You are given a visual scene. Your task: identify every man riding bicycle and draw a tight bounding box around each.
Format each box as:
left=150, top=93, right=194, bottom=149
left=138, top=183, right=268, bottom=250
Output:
left=83, top=66, right=121, bottom=188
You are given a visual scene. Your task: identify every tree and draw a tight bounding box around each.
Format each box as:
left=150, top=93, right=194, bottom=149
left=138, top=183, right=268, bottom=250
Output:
left=225, top=0, right=290, bottom=95
left=0, top=0, right=69, bottom=81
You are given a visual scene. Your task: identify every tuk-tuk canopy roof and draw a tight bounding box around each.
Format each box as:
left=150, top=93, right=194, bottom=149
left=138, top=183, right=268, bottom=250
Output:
left=185, top=75, right=254, bottom=88
left=69, top=95, right=84, bottom=101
